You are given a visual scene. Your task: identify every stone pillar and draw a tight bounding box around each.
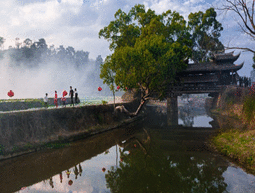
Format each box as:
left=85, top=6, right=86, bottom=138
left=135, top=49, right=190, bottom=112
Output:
left=167, top=94, right=178, bottom=126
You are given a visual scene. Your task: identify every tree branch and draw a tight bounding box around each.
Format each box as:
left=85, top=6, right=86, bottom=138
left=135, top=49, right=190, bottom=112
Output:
left=225, top=46, right=255, bottom=53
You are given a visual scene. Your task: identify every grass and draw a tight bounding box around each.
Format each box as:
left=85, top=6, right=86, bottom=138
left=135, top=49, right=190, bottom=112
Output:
left=0, top=98, right=43, bottom=103
left=243, top=94, right=255, bottom=122
left=213, top=129, right=255, bottom=173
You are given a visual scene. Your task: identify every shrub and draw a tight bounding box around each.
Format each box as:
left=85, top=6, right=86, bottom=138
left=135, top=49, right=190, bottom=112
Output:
left=243, top=94, right=255, bottom=122
left=102, top=100, right=108, bottom=105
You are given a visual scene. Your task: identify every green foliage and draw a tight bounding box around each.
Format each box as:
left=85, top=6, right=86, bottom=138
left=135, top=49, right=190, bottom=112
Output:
left=99, top=4, right=192, bottom=101
left=188, top=8, right=224, bottom=62
left=101, top=100, right=108, bottom=105
left=213, top=129, right=255, bottom=170
left=243, top=94, right=255, bottom=122
left=0, top=144, right=4, bottom=155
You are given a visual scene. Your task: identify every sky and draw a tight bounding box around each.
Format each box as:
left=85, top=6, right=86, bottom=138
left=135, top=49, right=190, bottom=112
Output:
left=0, top=0, right=254, bottom=98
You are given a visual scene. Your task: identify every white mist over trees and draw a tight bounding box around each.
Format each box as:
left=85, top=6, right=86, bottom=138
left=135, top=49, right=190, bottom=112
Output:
left=0, top=38, right=113, bottom=99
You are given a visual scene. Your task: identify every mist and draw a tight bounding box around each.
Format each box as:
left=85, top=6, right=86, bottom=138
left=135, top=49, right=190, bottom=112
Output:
left=0, top=52, right=112, bottom=100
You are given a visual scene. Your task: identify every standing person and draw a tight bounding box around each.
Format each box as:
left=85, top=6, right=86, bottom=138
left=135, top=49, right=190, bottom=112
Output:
left=69, top=86, right=74, bottom=106
left=44, top=93, right=48, bottom=108
left=74, top=88, right=78, bottom=104
left=54, top=91, right=58, bottom=108
left=61, top=91, right=66, bottom=107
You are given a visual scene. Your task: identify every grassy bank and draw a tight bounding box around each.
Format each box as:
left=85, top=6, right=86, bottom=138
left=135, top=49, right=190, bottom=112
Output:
left=209, top=86, right=255, bottom=173
left=212, top=128, right=255, bottom=173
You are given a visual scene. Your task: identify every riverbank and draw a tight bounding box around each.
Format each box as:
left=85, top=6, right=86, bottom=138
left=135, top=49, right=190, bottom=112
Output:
left=0, top=99, right=141, bottom=160
left=208, top=86, right=255, bottom=174
left=212, top=128, right=255, bottom=173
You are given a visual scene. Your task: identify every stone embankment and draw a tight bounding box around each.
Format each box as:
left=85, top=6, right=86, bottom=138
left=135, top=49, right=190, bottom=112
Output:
left=0, top=98, right=141, bottom=160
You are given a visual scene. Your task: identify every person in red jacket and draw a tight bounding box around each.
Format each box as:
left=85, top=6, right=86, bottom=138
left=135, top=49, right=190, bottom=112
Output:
left=54, top=91, right=58, bottom=108
left=61, top=91, right=66, bottom=107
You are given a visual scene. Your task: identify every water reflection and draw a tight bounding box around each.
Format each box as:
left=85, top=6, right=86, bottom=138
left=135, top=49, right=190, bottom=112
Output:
left=1, top=103, right=255, bottom=192
left=106, top=128, right=228, bottom=193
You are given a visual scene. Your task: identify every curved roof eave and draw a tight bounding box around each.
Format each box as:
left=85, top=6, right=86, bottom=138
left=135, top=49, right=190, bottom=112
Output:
left=181, top=62, right=244, bottom=74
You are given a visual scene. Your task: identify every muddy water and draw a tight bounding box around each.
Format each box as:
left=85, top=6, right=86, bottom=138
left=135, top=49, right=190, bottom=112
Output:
left=0, top=103, right=255, bottom=193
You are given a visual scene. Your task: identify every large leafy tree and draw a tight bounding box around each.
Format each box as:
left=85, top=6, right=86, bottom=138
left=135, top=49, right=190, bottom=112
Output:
left=99, top=4, right=192, bottom=115
left=188, top=8, right=224, bottom=62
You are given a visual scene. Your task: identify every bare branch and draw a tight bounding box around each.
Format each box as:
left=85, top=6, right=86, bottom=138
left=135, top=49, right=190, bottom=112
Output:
left=225, top=46, right=255, bottom=53
left=215, top=0, right=255, bottom=54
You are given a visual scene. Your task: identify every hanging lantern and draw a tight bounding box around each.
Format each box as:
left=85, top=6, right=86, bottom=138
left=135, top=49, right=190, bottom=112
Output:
left=63, top=90, right=68, bottom=96
left=98, top=87, right=102, bottom=91
left=117, top=85, right=120, bottom=90
left=7, top=90, right=14, bottom=97
left=68, top=180, right=73, bottom=186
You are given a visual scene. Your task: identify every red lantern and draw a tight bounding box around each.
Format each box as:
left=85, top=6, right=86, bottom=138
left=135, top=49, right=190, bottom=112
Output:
left=68, top=180, right=73, bottom=186
left=63, top=90, right=68, bottom=96
left=98, top=87, right=102, bottom=91
left=117, top=85, right=120, bottom=90
left=7, top=90, right=14, bottom=97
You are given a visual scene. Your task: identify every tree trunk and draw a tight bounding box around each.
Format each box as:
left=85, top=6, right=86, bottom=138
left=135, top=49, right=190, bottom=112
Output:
left=115, top=99, right=147, bottom=117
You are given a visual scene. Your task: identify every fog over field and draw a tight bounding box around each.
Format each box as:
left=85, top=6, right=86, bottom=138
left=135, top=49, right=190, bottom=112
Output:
left=0, top=53, right=111, bottom=99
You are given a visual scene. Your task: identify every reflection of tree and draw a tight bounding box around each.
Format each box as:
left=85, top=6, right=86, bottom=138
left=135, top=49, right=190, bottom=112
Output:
left=74, top=165, right=79, bottom=179
left=179, top=105, right=194, bottom=127
left=49, top=177, right=54, bottom=188
left=105, top=129, right=228, bottom=193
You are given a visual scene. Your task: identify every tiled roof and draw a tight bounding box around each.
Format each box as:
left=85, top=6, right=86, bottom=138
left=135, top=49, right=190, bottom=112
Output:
left=212, top=52, right=240, bottom=63
left=182, top=62, right=244, bottom=73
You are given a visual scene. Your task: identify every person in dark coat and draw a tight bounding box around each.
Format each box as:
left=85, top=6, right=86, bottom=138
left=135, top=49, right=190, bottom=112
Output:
left=69, top=86, right=74, bottom=106
left=74, top=88, right=78, bottom=104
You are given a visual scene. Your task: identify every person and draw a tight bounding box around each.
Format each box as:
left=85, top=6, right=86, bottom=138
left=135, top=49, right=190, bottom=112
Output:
left=74, top=88, right=78, bottom=104
left=54, top=91, right=58, bottom=108
left=61, top=91, right=66, bottom=107
left=69, top=86, right=74, bottom=106
left=61, top=96, right=66, bottom=107
left=44, top=93, right=48, bottom=108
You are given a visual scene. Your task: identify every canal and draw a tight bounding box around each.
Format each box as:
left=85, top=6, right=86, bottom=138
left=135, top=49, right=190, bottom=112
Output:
left=1, top=102, right=255, bottom=193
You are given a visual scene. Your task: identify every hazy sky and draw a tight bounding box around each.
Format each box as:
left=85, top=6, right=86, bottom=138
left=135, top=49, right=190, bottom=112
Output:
left=0, top=0, right=254, bottom=98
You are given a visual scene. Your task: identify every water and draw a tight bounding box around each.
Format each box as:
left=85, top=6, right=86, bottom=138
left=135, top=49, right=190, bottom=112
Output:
left=0, top=103, right=255, bottom=193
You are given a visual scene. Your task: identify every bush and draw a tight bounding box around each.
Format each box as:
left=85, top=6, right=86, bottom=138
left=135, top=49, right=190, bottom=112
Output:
left=243, top=94, right=255, bottom=122
left=101, top=100, right=108, bottom=105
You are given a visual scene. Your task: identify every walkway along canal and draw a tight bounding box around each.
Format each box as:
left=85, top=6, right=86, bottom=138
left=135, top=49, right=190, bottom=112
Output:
left=1, top=100, right=255, bottom=192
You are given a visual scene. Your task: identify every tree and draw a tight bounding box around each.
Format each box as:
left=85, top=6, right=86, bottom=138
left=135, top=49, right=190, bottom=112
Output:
left=99, top=4, right=192, bottom=116
left=23, top=38, right=32, bottom=48
left=216, top=0, right=255, bottom=54
left=188, top=8, right=224, bottom=62
left=0, top=37, right=5, bottom=49
left=105, top=128, right=228, bottom=192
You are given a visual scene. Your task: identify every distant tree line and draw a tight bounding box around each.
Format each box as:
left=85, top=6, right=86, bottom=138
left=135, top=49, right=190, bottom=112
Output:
left=0, top=37, right=103, bottom=69
left=0, top=37, right=108, bottom=95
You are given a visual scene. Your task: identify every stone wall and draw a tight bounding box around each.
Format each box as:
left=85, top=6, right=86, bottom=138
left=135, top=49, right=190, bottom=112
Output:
left=0, top=100, right=140, bottom=159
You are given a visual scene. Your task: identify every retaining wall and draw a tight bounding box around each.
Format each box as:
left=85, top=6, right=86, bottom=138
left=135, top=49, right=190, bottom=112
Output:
left=0, top=100, right=140, bottom=159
